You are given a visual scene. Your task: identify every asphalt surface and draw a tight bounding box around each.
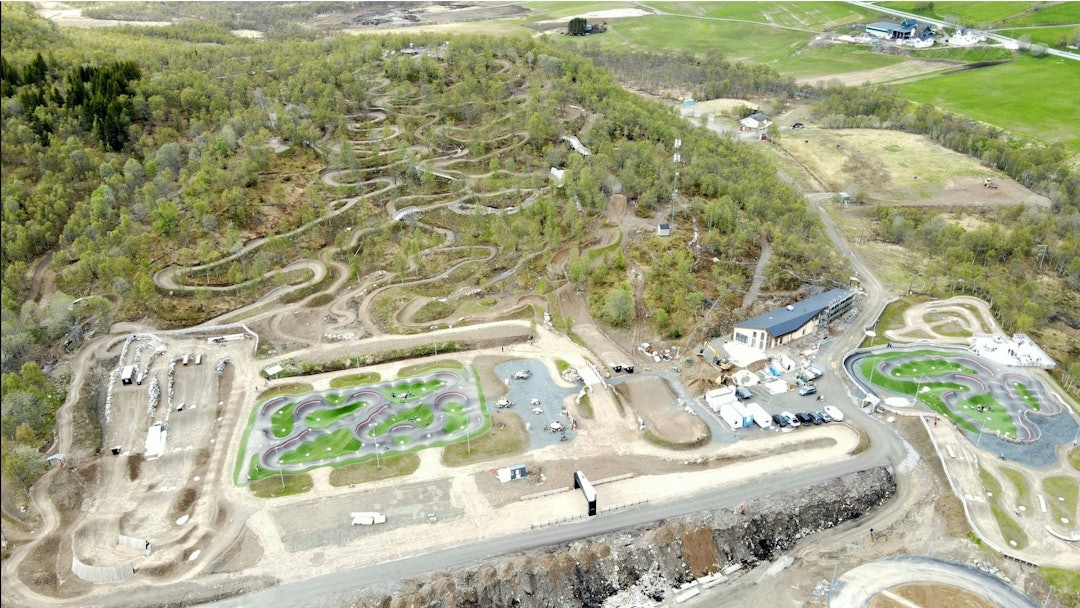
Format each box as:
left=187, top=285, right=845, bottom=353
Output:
left=830, top=555, right=1039, bottom=608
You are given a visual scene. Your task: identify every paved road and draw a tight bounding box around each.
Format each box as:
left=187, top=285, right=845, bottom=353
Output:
left=844, top=0, right=1080, bottom=62
left=830, top=555, right=1038, bottom=607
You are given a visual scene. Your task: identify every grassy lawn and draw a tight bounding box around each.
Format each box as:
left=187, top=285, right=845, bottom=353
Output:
left=995, top=26, right=1080, bottom=48
left=879, top=2, right=1031, bottom=25
left=328, top=453, right=421, bottom=486
left=249, top=472, right=313, bottom=498
left=998, top=466, right=1031, bottom=509
left=554, top=359, right=571, bottom=374
left=955, top=393, right=1016, bottom=437
left=305, top=402, right=367, bottom=430
left=993, top=2, right=1080, bottom=27
left=370, top=404, right=433, bottom=437
left=979, top=466, right=1029, bottom=549
left=644, top=1, right=874, bottom=28
left=523, top=1, right=639, bottom=21
left=576, top=392, right=594, bottom=419
left=890, top=358, right=978, bottom=378
left=256, top=383, right=313, bottom=401
left=897, top=57, right=1080, bottom=153
left=271, top=403, right=296, bottom=439
left=1070, top=446, right=1080, bottom=472
left=1043, top=475, right=1079, bottom=525
left=1038, top=567, right=1080, bottom=608
left=442, top=402, right=468, bottom=434
left=1013, top=382, right=1041, bottom=411
left=380, top=378, right=445, bottom=403
left=561, top=15, right=814, bottom=62
left=330, top=372, right=381, bottom=388
left=279, top=428, right=362, bottom=465
left=442, top=411, right=528, bottom=466
left=397, top=360, right=464, bottom=377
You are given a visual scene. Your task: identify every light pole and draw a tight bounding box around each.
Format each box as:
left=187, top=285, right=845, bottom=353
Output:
left=374, top=442, right=381, bottom=469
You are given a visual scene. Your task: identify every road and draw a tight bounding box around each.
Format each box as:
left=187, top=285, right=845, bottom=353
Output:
left=830, top=555, right=1039, bottom=607
left=844, top=0, right=1080, bottom=62
left=202, top=115, right=906, bottom=608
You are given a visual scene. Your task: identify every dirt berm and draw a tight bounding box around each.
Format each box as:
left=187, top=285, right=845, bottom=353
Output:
left=350, top=467, right=896, bottom=607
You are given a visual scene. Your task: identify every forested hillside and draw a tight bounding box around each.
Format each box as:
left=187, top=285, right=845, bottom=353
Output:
left=1, top=2, right=844, bottom=492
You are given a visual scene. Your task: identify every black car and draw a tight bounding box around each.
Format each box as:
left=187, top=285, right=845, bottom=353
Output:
left=771, top=414, right=788, bottom=428
left=809, top=412, right=825, bottom=425
left=796, top=412, right=814, bottom=425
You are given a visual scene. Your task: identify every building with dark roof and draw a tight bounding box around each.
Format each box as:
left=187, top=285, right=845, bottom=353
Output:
left=732, top=289, right=856, bottom=351
left=866, top=20, right=933, bottom=40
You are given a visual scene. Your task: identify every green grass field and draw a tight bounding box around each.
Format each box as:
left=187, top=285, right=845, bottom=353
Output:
left=305, top=402, right=367, bottom=430
left=1071, top=446, right=1080, bottom=472
left=369, top=404, right=434, bottom=437
left=1013, top=382, right=1041, bottom=411
left=980, top=466, right=1029, bottom=549
left=249, top=472, right=313, bottom=498
left=442, top=402, right=468, bottom=434
left=880, top=2, right=1031, bottom=25
left=271, top=403, right=296, bottom=439
left=330, top=372, right=381, bottom=388
left=1043, top=475, right=1079, bottom=525
left=991, top=2, right=1080, bottom=27
left=999, top=466, right=1032, bottom=509
left=279, top=428, right=362, bottom=465
left=380, top=378, right=445, bottom=404
left=898, top=57, right=1080, bottom=153
left=995, top=26, right=1080, bottom=48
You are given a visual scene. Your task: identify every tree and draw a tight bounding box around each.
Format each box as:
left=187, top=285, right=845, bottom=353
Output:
left=601, top=284, right=633, bottom=327
left=568, top=17, right=587, bottom=36
left=1, top=442, right=47, bottom=495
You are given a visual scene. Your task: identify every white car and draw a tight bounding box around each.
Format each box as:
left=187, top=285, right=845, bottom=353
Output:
left=782, top=411, right=800, bottom=428
left=823, top=405, right=844, bottom=422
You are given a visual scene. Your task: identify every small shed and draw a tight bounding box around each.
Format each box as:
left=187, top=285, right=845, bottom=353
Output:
left=740, top=112, right=770, bottom=130
left=496, top=464, right=527, bottom=483
left=121, top=365, right=137, bottom=385
left=657, top=223, right=671, bottom=237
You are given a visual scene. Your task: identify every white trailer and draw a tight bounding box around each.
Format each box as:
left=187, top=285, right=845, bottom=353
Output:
left=350, top=512, right=386, bottom=526
left=705, top=387, right=739, bottom=413
left=718, top=402, right=753, bottom=429
left=746, top=402, right=773, bottom=429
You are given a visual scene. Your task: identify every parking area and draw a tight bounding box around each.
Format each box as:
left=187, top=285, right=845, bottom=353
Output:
left=494, top=359, right=579, bottom=449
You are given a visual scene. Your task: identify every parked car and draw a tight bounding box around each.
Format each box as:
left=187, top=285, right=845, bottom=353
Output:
left=792, top=122, right=805, bottom=129
left=809, top=412, right=825, bottom=425
left=796, top=412, right=814, bottom=425
left=735, top=386, right=753, bottom=400
left=798, top=384, right=817, bottom=397
left=816, top=410, right=833, bottom=423
left=824, top=405, right=844, bottom=422
left=782, top=411, right=800, bottom=428
left=772, top=414, right=788, bottom=428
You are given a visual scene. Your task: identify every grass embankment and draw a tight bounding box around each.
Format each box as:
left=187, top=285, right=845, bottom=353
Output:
left=1070, top=446, right=1080, bottom=473
left=330, top=372, right=381, bottom=388
left=328, top=453, right=421, bottom=486
left=279, top=428, right=361, bottom=465
left=305, top=402, right=366, bottom=429
left=1039, top=566, right=1080, bottom=608
left=370, top=404, right=433, bottom=437
left=1042, top=475, right=1079, bottom=525
left=576, top=392, right=594, bottom=419
left=397, top=360, right=465, bottom=376
left=271, top=403, right=296, bottom=438
left=442, top=412, right=527, bottom=467
left=998, top=466, right=1031, bottom=510
left=979, top=467, right=1029, bottom=550
left=257, top=383, right=313, bottom=400
left=860, top=296, right=930, bottom=348
left=643, top=426, right=712, bottom=450
left=249, top=473, right=313, bottom=498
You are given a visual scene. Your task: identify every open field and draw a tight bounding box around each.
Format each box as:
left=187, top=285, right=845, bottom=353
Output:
left=777, top=126, right=1050, bottom=206
left=897, top=58, right=1080, bottom=153
left=880, top=1, right=1033, bottom=25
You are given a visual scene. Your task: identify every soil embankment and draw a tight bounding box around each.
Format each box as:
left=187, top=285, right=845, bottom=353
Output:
left=349, top=467, right=896, bottom=607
